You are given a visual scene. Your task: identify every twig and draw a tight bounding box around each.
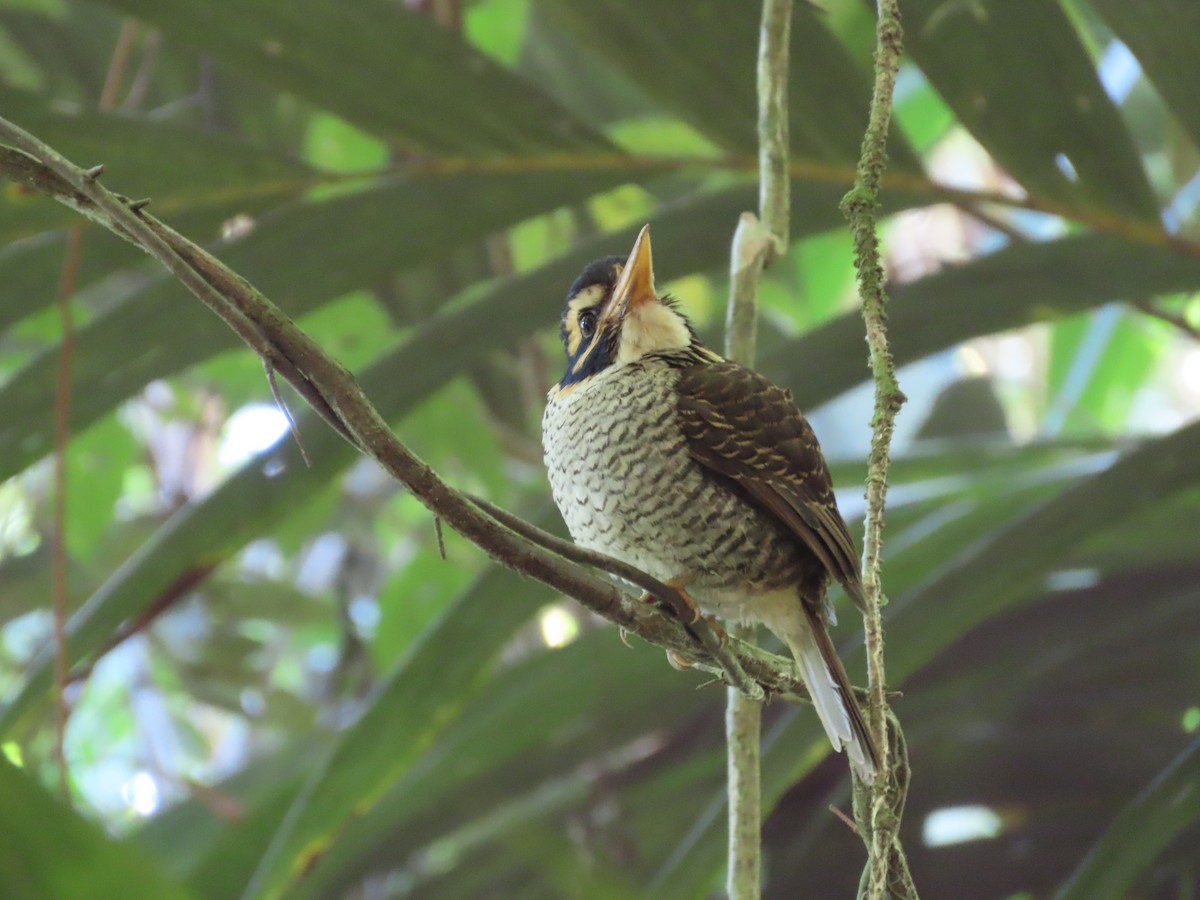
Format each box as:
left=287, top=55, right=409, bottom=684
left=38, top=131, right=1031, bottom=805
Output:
left=725, top=3, right=794, bottom=897
left=829, top=804, right=861, bottom=836
left=839, top=1, right=913, bottom=897
left=469, top=496, right=764, bottom=701
left=433, top=516, right=446, bottom=560
left=98, top=21, right=139, bottom=110
left=265, top=362, right=311, bottom=467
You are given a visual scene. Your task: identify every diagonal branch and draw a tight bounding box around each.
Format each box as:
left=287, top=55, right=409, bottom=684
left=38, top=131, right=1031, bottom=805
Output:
left=0, top=119, right=815, bottom=707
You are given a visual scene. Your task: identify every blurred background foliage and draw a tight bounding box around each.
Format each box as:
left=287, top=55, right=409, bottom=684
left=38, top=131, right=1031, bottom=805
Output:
left=0, top=0, right=1199, bottom=897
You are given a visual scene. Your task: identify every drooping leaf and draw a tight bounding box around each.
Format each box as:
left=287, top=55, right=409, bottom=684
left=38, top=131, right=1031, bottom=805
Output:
left=242, top=557, right=558, bottom=898
left=1089, top=0, right=1200, bottom=154
left=535, top=0, right=921, bottom=170
left=0, top=83, right=322, bottom=243
left=95, top=0, right=612, bottom=154
left=0, top=167, right=634, bottom=481
left=899, top=0, right=1157, bottom=220
left=0, top=757, right=190, bottom=899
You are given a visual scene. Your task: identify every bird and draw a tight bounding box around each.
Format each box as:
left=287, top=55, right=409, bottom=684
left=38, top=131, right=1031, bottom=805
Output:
left=541, top=225, right=878, bottom=781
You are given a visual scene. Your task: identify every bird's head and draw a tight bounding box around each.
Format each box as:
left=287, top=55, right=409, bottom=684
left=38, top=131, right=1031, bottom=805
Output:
left=557, top=225, right=698, bottom=388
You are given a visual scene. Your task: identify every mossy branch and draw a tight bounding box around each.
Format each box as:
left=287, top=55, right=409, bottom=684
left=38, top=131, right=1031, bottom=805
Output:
left=839, top=0, right=916, bottom=897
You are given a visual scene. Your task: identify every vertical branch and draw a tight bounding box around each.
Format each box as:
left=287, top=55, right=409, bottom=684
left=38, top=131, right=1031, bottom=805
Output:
left=756, top=0, right=792, bottom=262
left=839, top=1, right=913, bottom=897
left=726, top=2, right=793, bottom=898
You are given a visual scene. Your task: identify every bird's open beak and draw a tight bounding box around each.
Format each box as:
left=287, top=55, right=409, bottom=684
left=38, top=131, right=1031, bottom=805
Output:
left=606, top=224, right=656, bottom=324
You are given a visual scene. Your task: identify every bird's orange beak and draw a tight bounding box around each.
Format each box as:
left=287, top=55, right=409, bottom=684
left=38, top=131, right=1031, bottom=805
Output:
left=606, top=224, right=656, bottom=324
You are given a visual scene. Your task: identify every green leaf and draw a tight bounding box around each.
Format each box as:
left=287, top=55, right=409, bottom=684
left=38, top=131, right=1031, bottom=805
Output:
left=1088, top=0, right=1200, bottom=154
left=650, top=417, right=1200, bottom=894
left=0, top=167, right=632, bottom=482
left=1055, top=734, right=1200, bottom=899
left=1045, top=309, right=1167, bottom=434
left=301, top=114, right=387, bottom=174
left=535, top=0, right=921, bottom=169
left=758, top=234, right=1200, bottom=410
left=0, top=757, right=191, bottom=899
left=0, top=83, right=321, bottom=242
left=465, top=0, right=530, bottom=67
left=65, top=415, right=138, bottom=562
left=244, top=559, right=555, bottom=898
left=96, top=0, right=611, bottom=154
left=899, top=0, right=1157, bottom=219
left=887, top=418, right=1200, bottom=688
left=292, top=627, right=713, bottom=899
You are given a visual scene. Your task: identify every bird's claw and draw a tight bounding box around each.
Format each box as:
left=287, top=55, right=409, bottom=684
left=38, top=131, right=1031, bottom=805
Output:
left=638, top=578, right=702, bottom=624
left=702, top=614, right=728, bottom=646
left=665, top=649, right=694, bottom=671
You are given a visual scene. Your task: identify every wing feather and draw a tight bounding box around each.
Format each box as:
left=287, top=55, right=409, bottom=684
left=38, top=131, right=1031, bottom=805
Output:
left=675, top=361, right=866, bottom=609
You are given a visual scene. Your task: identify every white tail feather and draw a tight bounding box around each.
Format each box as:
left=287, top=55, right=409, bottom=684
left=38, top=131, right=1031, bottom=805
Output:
left=788, top=619, right=877, bottom=782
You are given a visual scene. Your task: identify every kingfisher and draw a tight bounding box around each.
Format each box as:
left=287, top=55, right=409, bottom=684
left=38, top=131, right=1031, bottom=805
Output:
left=541, top=225, right=878, bottom=780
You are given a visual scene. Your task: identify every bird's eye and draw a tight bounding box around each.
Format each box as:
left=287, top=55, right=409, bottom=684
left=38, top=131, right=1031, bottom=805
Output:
left=578, top=309, right=598, bottom=340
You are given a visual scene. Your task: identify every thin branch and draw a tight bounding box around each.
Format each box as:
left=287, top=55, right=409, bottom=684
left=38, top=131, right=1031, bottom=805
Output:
left=829, top=804, right=861, bottom=836
left=725, top=3, right=794, bottom=896
left=0, top=121, right=815, bottom=722
left=839, top=0, right=914, bottom=897
left=433, top=516, right=446, bottom=561
left=98, top=20, right=139, bottom=110
left=756, top=0, right=792, bottom=264
left=265, top=362, right=312, bottom=467
left=470, top=496, right=764, bottom=701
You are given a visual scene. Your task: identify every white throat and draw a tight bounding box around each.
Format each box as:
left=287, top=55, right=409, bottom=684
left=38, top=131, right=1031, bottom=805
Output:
left=616, top=302, right=691, bottom=365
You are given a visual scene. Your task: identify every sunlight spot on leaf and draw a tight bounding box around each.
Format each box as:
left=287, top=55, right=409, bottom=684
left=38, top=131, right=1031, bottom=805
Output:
left=539, top=605, right=579, bottom=649
left=121, top=771, right=160, bottom=817
left=1183, top=707, right=1200, bottom=734
left=1044, top=568, right=1100, bottom=592
left=218, top=404, right=290, bottom=467
left=922, top=804, right=1003, bottom=847
left=1, top=742, right=22, bottom=767
left=1179, top=349, right=1200, bottom=399
left=1055, top=153, right=1079, bottom=182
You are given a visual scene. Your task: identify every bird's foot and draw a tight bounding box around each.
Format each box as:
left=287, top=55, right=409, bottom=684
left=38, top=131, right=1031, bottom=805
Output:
left=638, top=576, right=702, bottom=624
left=665, top=649, right=693, bottom=671
left=663, top=616, right=725, bottom=670
left=702, top=614, right=728, bottom=646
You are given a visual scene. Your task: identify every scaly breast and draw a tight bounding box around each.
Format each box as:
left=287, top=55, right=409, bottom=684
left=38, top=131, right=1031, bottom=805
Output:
left=541, top=360, right=805, bottom=592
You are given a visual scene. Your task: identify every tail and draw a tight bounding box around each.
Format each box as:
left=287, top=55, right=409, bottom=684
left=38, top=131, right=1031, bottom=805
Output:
left=788, top=605, right=879, bottom=783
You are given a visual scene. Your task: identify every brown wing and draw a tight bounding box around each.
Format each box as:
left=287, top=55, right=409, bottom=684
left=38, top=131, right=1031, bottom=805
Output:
left=676, top=361, right=866, bottom=609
